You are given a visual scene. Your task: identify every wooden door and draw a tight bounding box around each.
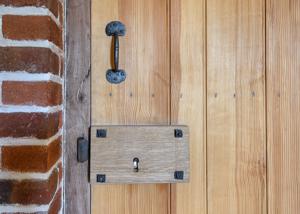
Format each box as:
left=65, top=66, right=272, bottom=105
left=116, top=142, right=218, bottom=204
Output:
left=90, top=0, right=300, bottom=213
left=91, top=0, right=170, bottom=213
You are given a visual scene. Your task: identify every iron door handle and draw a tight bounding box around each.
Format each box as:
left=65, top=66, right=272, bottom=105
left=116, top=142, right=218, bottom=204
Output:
left=105, top=21, right=126, bottom=84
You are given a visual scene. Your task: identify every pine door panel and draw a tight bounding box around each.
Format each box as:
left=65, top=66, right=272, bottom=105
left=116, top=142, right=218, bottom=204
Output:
left=207, top=0, right=267, bottom=213
left=91, top=0, right=170, bottom=213
left=170, top=0, right=206, bottom=213
left=267, top=0, right=300, bottom=213
left=90, top=0, right=300, bottom=213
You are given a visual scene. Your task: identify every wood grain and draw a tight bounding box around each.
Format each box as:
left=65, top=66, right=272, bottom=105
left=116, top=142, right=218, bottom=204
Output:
left=91, top=0, right=170, bottom=125
left=170, top=0, right=207, bottom=213
left=90, top=126, right=189, bottom=184
left=207, top=0, right=266, bottom=213
left=91, top=0, right=170, bottom=213
left=267, top=0, right=300, bottom=213
left=65, top=0, right=91, bottom=213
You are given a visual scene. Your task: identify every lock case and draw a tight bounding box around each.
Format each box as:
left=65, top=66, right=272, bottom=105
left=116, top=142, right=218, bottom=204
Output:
left=90, top=125, right=190, bottom=184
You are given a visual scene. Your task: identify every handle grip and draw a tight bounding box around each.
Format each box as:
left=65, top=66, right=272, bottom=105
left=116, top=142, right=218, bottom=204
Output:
left=105, top=21, right=126, bottom=84
left=114, top=35, right=119, bottom=71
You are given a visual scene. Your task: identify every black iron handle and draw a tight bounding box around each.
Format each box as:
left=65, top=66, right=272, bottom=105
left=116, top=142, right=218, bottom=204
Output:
left=114, top=35, right=119, bottom=71
left=105, top=21, right=126, bottom=84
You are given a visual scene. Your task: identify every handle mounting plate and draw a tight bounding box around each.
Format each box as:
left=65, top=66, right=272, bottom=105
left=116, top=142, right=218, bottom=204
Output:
left=106, top=69, right=126, bottom=84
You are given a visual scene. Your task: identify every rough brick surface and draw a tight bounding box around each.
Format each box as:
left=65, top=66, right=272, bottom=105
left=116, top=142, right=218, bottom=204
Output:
left=58, top=1, right=63, bottom=24
left=60, top=56, right=64, bottom=76
left=2, top=81, right=62, bottom=106
left=0, top=1, right=64, bottom=212
left=3, top=15, right=62, bottom=48
left=0, top=0, right=62, bottom=17
left=0, top=112, right=62, bottom=139
left=0, top=169, right=59, bottom=205
left=48, top=188, right=61, bottom=214
left=58, top=162, right=62, bottom=183
left=2, top=212, right=47, bottom=214
left=1, top=137, right=61, bottom=172
left=0, top=47, right=59, bottom=74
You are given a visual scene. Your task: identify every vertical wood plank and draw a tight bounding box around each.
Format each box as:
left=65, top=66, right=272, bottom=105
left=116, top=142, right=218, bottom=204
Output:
left=267, top=0, right=300, bottom=213
left=92, top=0, right=170, bottom=125
left=91, top=0, right=170, bottom=213
left=207, top=0, right=266, bottom=213
left=65, top=0, right=91, bottom=213
left=170, top=0, right=206, bottom=213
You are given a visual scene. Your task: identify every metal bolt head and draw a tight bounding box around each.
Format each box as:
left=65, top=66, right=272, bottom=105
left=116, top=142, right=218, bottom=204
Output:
left=97, top=174, right=106, bottom=183
left=174, top=171, right=184, bottom=180
left=96, top=129, right=107, bottom=138
left=174, top=129, right=183, bottom=138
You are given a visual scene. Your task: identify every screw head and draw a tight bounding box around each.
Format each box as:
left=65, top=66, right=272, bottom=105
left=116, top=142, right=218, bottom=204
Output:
left=97, top=174, right=106, bottom=183
left=174, top=129, right=183, bottom=138
left=96, top=129, right=107, bottom=138
left=174, top=171, right=184, bottom=180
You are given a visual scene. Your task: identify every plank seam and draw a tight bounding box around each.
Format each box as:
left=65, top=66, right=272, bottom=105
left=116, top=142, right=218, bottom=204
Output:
left=265, top=0, right=269, bottom=213
left=205, top=0, right=208, bottom=213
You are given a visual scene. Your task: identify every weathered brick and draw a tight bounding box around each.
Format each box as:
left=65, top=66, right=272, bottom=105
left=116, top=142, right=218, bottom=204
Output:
left=0, top=112, right=61, bottom=139
left=0, top=0, right=61, bottom=17
left=58, top=1, right=63, bottom=24
left=3, top=15, right=62, bottom=48
left=3, top=212, right=46, bottom=214
left=1, top=137, right=61, bottom=172
left=60, top=56, right=64, bottom=77
left=2, top=81, right=62, bottom=106
left=58, top=111, right=63, bottom=129
left=48, top=188, right=61, bottom=214
left=0, top=169, right=59, bottom=205
left=58, top=162, right=62, bottom=183
left=0, top=47, right=59, bottom=74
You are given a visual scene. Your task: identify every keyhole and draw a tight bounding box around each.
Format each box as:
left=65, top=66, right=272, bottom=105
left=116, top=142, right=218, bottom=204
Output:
left=133, top=157, right=139, bottom=172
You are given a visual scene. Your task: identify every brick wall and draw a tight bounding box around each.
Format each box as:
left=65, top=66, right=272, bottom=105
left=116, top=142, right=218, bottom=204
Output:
left=0, top=0, right=64, bottom=213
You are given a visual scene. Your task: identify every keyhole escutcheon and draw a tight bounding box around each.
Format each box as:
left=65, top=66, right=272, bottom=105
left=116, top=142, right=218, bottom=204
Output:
left=133, top=157, right=139, bottom=172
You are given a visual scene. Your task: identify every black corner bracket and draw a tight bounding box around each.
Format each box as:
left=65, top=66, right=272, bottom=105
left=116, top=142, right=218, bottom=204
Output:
left=96, top=129, right=107, bottom=138
left=97, top=174, right=106, bottom=183
left=174, top=129, right=183, bottom=138
left=174, top=171, right=184, bottom=180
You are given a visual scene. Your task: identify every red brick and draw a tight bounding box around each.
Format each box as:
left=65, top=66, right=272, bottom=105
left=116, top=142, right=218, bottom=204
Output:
left=2, top=81, right=62, bottom=106
left=1, top=137, right=61, bottom=173
left=0, top=0, right=61, bottom=17
left=48, top=188, right=61, bottom=214
left=0, top=112, right=61, bottom=139
left=3, top=212, right=46, bottom=214
left=58, top=1, right=63, bottom=24
left=0, top=169, right=59, bottom=205
left=59, top=56, right=64, bottom=77
left=0, top=47, right=59, bottom=74
left=3, top=15, right=62, bottom=48
left=58, top=111, right=63, bottom=129
left=57, top=162, right=62, bottom=183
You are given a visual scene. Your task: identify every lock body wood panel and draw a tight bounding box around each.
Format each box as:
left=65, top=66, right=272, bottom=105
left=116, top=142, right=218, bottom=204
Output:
left=90, top=126, right=189, bottom=184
